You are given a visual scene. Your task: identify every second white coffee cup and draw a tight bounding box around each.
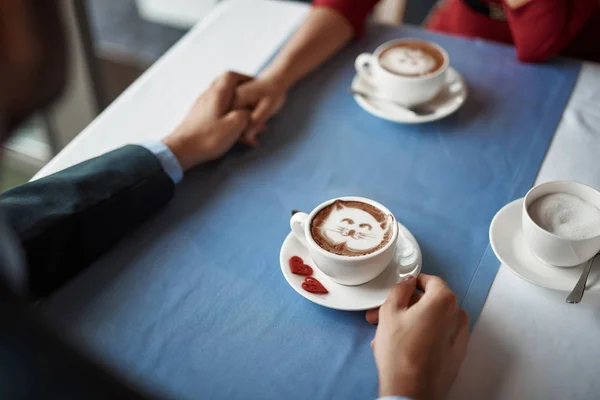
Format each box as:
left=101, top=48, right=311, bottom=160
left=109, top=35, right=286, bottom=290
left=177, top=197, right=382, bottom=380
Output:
left=355, top=39, right=449, bottom=106
left=290, top=196, right=398, bottom=286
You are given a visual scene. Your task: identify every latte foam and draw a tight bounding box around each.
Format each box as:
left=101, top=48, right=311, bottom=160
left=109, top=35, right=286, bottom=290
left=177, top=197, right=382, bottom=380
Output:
left=310, top=200, right=394, bottom=256
left=527, top=193, right=600, bottom=240
left=379, top=41, right=444, bottom=77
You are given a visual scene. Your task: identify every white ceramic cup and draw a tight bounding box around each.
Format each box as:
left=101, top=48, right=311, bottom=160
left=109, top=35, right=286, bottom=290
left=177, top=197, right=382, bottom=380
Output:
left=522, top=181, right=600, bottom=267
left=290, top=196, right=398, bottom=286
left=354, top=39, right=449, bottom=107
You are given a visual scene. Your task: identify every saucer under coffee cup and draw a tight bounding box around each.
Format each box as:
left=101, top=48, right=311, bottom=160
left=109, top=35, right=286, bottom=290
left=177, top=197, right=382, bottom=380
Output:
left=354, top=38, right=449, bottom=107
left=522, top=181, right=600, bottom=267
left=290, top=196, right=398, bottom=286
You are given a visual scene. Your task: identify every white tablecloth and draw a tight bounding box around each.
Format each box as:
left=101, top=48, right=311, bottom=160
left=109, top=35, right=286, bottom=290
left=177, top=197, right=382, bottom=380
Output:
left=37, top=1, right=600, bottom=398
left=449, top=63, right=600, bottom=400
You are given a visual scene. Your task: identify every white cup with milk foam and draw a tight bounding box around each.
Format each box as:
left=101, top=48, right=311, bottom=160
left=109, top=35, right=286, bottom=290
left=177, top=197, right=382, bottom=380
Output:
left=354, top=39, right=449, bottom=106
left=290, top=196, right=398, bottom=286
left=522, top=181, right=600, bottom=267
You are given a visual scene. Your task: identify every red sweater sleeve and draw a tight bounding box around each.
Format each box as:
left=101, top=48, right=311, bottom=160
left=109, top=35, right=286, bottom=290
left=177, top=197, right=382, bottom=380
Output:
left=312, top=0, right=380, bottom=37
left=504, top=0, right=598, bottom=62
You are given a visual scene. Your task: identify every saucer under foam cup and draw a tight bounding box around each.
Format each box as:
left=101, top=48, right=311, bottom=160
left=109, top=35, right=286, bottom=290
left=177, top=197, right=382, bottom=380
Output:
left=522, top=181, right=600, bottom=267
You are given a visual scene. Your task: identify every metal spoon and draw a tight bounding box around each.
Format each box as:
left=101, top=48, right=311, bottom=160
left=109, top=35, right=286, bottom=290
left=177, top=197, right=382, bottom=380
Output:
left=566, top=253, right=599, bottom=304
left=349, top=88, right=437, bottom=116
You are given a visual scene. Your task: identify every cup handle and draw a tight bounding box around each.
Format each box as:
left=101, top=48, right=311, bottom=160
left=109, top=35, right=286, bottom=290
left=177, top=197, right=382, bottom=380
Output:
left=355, top=53, right=376, bottom=85
left=290, top=212, right=309, bottom=247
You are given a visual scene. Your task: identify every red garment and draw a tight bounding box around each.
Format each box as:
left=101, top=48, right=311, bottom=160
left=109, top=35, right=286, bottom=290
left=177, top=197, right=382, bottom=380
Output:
left=312, top=0, right=600, bottom=63
left=312, top=0, right=380, bottom=37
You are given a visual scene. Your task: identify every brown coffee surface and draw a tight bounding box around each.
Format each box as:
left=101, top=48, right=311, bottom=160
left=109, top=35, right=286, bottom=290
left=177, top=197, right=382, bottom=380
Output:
left=379, top=40, right=445, bottom=77
left=310, top=200, right=394, bottom=257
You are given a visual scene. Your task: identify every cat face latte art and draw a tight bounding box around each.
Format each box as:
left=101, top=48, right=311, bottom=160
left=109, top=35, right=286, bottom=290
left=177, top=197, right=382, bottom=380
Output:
left=310, top=200, right=394, bottom=256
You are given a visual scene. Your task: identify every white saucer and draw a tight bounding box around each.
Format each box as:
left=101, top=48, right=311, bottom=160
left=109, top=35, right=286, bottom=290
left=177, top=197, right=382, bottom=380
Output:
left=351, top=67, right=467, bottom=124
left=279, top=222, right=422, bottom=311
left=490, top=198, right=600, bottom=291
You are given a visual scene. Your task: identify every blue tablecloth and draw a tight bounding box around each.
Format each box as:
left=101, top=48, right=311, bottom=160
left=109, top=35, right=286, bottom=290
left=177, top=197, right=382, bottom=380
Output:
left=44, top=25, right=580, bottom=399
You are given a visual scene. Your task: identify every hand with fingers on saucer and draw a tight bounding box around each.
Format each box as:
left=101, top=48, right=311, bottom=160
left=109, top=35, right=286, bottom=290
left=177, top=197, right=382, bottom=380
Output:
left=366, top=274, right=470, bottom=400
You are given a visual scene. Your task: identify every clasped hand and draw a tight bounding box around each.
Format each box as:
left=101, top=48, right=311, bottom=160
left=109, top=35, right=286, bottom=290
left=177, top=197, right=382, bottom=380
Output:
left=162, top=71, right=284, bottom=171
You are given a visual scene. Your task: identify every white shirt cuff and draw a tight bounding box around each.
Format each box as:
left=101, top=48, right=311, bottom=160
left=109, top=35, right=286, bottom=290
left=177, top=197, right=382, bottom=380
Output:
left=140, top=141, right=183, bottom=184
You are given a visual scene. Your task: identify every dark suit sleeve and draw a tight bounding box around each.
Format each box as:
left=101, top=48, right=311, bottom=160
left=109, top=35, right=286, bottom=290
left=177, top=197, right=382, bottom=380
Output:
left=0, top=144, right=175, bottom=299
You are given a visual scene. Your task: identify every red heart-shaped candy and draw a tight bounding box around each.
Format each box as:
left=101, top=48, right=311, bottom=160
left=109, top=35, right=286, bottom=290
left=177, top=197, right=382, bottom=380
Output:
left=302, top=277, right=328, bottom=294
left=289, top=256, right=313, bottom=276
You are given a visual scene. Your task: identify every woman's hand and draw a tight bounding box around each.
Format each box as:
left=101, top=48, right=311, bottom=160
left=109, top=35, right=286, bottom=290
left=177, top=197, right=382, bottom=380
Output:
left=233, top=76, right=288, bottom=146
left=231, top=6, right=359, bottom=146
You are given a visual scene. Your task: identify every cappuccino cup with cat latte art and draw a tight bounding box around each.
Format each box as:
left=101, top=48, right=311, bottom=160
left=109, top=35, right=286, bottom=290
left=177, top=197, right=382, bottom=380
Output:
left=355, top=39, right=449, bottom=106
left=290, top=197, right=398, bottom=286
